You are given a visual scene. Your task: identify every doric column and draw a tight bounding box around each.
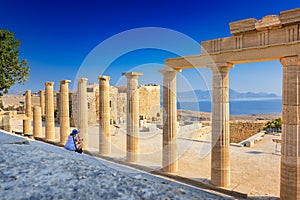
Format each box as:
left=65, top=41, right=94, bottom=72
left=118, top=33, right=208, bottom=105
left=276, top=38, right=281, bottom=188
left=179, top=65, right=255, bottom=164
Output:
left=3, top=115, right=12, bottom=132
left=159, top=67, right=181, bottom=173
left=39, top=90, right=45, bottom=116
left=45, top=82, right=55, bottom=140
left=122, top=72, right=143, bottom=162
left=280, top=56, right=300, bottom=200
left=23, top=119, right=31, bottom=135
left=25, top=90, right=32, bottom=118
left=33, top=106, right=42, bottom=138
left=78, top=78, right=88, bottom=149
left=60, top=80, right=71, bottom=144
left=210, top=63, right=233, bottom=187
left=98, top=76, right=111, bottom=154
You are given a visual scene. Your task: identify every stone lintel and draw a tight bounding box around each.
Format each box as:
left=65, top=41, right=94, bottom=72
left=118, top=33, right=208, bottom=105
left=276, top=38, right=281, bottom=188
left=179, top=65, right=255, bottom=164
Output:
left=280, top=8, right=300, bottom=25
left=98, top=75, right=111, bottom=81
left=229, top=18, right=256, bottom=35
left=78, top=78, right=88, bottom=83
left=60, top=80, right=71, bottom=84
left=45, top=82, right=54, bottom=86
left=122, top=72, right=143, bottom=78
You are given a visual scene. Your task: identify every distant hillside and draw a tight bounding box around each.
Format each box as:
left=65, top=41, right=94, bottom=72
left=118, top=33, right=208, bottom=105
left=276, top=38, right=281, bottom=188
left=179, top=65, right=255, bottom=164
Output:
left=177, top=89, right=279, bottom=101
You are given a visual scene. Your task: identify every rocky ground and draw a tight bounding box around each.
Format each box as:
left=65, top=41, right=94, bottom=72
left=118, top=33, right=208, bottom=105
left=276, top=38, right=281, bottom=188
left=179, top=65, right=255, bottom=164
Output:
left=0, top=131, right=234, bottom=200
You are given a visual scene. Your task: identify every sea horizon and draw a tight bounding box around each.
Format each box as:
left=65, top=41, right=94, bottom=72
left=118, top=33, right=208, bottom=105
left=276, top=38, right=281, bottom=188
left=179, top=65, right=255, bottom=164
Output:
left=177, top=98, right=282, bottom=116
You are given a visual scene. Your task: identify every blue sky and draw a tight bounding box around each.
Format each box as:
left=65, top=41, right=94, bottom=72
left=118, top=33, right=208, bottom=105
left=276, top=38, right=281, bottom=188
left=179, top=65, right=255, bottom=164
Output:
left=1, top=0, right=299, bottom=95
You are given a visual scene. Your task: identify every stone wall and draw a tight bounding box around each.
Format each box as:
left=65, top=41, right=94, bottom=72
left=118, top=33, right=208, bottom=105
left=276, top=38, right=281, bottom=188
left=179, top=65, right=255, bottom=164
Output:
left=229, top=121, right=266, bottom=143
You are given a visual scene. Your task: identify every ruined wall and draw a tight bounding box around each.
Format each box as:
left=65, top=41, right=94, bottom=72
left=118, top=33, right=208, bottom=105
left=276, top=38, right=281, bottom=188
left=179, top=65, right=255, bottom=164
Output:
left=229, top=121, right=265, bottom=143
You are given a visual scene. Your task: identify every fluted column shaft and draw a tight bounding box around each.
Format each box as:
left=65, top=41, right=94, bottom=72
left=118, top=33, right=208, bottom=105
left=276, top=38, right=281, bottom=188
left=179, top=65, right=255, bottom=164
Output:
left=280, top=56, right=300, bottom=200
left=123, top=72, right=143, bottom=162
left=99, top=76, right=111, bottom=154
left=159, top=67, right=181, bottom=173
left=45, top=82, right=55, bottom=140
left=78, top=78, right=88, bottom=149
left=39, top=90, right=45, bottom=116
left=25, top=90, right=32, bottom=118
left=60, top=80, right=71, bottom=144
left=210, top=64, right=232, bottom=187
left=33, top=106, right=42, bottom=138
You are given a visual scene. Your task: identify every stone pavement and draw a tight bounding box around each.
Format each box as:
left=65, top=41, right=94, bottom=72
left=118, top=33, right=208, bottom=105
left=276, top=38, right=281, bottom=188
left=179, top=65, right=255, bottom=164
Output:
left=0, top=131, right=233, bottom=200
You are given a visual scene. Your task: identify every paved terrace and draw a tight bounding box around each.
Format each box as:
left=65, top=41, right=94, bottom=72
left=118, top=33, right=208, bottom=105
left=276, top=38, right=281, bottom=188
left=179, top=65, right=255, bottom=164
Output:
left=0, top=131, right=235, bottom=200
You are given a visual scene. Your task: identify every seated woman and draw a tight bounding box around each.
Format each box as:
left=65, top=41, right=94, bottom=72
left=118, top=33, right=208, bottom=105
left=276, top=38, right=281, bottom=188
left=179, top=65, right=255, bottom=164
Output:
left=64, top=129, right=83, bottom=154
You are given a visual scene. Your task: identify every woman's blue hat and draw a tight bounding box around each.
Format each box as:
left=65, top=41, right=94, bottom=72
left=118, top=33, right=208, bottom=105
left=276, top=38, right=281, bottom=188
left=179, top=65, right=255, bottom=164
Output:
left=71, top=129, right=79, bottom=135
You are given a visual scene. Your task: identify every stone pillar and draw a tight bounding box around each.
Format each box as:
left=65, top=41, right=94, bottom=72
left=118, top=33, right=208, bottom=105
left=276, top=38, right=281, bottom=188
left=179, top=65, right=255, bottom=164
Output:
left=78, top=78, right=88, bottom=149
left=210, top=63, right=232, bottom=187
left=33, top=106, right=42, bottom=138
left=122, top=72, right=143, bottom=162
left=159, top=67, right=181, bottom=173
left=25, top=90, right=32, bottom=118
left=39, top=90, right=45, bottom=116
left=280, top=56, right=300, bottom=200
left=23, top=119, right=31, bottom=135
left=60, top=80, right=71, bottom=144
left=45, top=82, right=55, bottom=140
left=99, top=76, right=111, bottom=154
left=3, top=115, right=12, bottom=132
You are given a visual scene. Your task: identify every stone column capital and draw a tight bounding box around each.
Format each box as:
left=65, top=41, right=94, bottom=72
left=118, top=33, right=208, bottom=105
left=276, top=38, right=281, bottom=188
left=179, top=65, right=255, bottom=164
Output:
left=39, top=90, right=45, bottom=93
left=45, top=82, right=54, bottom=86
left=98, top=75, right=111, bottom=81
left=60, top=80, right=71, bottom=84
left=208, top=62, right=234, bottom=72
left=122, top=72, right=143, bottom=79
left=280, top=56, right=300, bottom=67
left=78, top=78, right=88, bottom=83
left=158, top=67, right=182, bottom=77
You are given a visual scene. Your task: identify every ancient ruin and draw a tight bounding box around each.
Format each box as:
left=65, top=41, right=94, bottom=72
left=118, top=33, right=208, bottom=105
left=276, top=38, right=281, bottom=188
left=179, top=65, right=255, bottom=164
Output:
left=165, top=7, right=300, bottom=199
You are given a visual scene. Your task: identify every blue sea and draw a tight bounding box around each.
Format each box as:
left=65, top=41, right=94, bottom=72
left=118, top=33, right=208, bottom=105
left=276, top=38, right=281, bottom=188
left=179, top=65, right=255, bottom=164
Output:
left=177, top=98, right=282, bottom=116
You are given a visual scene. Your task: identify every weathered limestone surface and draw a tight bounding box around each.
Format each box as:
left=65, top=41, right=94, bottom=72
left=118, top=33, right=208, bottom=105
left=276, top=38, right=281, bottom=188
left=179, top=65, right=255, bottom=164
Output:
left=98, top=76, right=111, bottom=155
left=0, top=131, right=230, bottom=200
left=210, top=64, right=232, bottom=187
left=159, top=67, right=181, bottom=173
left=280, top=56, right=300, bottom=200
left=45, top=82, right=55, bottom=140
left=33, top=106, right=42, bottom=138
left=122, top=72, right=143, bottom=162
left=59, top=80, right=71, bottom=144
left=78, top=78, right=88, bottom=149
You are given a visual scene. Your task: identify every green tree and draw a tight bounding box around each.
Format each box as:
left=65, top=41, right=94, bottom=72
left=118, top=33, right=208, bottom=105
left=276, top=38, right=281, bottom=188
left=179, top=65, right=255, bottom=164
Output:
left=0, top=29, right=30, bottom=95
left=264, top=117, right=282, bottom=131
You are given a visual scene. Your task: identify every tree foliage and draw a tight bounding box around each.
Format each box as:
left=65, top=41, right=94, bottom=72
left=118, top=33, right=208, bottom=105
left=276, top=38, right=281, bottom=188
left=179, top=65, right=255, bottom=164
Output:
left=264, top=117, right=282, bottom=130
left=0, top=29, right=30, bottom=95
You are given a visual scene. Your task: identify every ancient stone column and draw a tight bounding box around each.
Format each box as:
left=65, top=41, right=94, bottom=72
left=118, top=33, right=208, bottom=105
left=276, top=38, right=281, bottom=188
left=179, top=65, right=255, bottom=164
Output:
left=23, top=119, right=31, bottom=135
left=25, top=90, right=32, bottom=118
left=122, top=72, right=143, bottom=162
left=78, top=78, right=88, bottom=149
left=60, top=80, right=71, bottom=144
left=45, top=82, right=55, bottom=140
left=39, top=90, right=45, bottom=116
left=210, top=63, right=232, bottom=187
left=159, top=67, right=181, bottom=173
left=98, top=76, right=111, bottom=154
left=3, top=115, right=12, bottom=132
left=280, top=56, right=300, bottom=200
left=33, top=106, right=42, bottom=138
